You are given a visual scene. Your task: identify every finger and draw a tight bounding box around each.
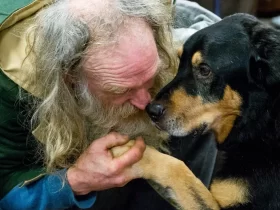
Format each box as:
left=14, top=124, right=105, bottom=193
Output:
left=101, top=132, right=130, bottom=149
left=113, top=137, right=146, bottom=169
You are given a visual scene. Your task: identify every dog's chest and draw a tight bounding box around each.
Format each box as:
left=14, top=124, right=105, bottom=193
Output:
left=210, top=178, right=250, bottom=209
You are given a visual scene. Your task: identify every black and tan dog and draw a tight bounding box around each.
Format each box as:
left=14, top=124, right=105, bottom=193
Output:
left=113, top=13, right=280, bottom=210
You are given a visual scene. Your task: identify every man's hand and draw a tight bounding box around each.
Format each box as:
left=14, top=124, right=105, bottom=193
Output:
left=67, top=132, right=146, bottom=195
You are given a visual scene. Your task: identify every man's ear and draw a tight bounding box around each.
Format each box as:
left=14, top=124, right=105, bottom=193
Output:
left=248, top=53, right=269, bottom=89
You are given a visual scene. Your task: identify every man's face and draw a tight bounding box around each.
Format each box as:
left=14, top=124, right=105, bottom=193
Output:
left=82, top=21, right=159, bottom=110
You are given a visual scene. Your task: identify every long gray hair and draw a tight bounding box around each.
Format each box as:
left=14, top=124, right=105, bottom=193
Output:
left=27, top=0, right=178, bottom=171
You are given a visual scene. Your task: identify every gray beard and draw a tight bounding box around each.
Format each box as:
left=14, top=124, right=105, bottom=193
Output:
left=84, top=102, right=170, bottom=151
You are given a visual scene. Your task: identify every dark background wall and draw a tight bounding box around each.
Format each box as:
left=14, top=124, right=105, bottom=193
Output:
left=193, top=0, right=258, bottom=17
left=192, top=0, right=280, bottom=18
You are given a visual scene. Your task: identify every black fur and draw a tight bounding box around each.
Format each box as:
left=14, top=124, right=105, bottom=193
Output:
left=148, top=14, right=280, bottom=209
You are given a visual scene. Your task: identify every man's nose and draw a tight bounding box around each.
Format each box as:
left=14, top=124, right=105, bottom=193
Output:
left=145, top=102, right=165, bottom=122
left=130, top=89, right=151, bottom=110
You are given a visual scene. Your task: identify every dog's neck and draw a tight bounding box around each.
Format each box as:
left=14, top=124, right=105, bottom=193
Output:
left=219, top=90, right=280, bottom=153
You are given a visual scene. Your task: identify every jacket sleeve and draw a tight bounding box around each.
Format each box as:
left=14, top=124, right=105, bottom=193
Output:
left=0, top=170, right=96, bottom=210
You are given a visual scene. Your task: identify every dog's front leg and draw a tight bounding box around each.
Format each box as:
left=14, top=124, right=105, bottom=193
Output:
left=138, top=147, right=220, bottom=210
left=112, top=142, right=220, bottom=210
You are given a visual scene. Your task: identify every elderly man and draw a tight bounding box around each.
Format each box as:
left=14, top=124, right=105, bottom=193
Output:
left=0, top=0, right=220, bottom=209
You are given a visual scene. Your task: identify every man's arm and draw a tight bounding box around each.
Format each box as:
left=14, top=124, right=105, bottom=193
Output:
left=0, top=170, right=96, bottom=210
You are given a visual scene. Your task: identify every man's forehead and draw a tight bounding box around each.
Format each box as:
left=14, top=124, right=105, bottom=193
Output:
left=102, top=56, right=160, bottom=89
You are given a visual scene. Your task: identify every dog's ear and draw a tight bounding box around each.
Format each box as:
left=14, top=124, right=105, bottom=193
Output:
left=177, top=46, right=183, bottom=58
left=248, top=53, right=269, bottom=89
left=246, top=22, right=280, bottom=92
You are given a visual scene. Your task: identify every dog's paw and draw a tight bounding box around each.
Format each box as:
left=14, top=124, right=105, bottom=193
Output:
left=110, top=140, right=135, bottom=158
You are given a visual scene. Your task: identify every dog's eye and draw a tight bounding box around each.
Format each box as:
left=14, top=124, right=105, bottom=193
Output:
left=198, top=64, right=211, bottom=77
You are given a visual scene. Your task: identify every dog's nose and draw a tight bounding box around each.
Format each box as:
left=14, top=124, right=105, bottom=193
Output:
left=145, top=103, right=165, bottom=121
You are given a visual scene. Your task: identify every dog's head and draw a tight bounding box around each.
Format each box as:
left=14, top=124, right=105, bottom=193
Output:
left=146, top=14, right=280, bottom=144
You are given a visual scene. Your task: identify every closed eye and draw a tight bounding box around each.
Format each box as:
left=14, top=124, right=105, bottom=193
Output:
left=103, top=84, right=131, bottom=95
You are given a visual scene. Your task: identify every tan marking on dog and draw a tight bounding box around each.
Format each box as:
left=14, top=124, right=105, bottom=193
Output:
left=211, top=86, right=242, bottom=143
left=191, top=51, right=203, bottom=67
left=169, top=85, right=241, bottom=143
left=210, top=178, right=250, bottom=208
left=177, top=46, right=183, bottom=58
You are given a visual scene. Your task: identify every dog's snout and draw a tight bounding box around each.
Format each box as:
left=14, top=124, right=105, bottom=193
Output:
left=146, top=103, right=165, bottom=121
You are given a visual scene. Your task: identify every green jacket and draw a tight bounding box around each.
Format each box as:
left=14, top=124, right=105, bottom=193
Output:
left=0, top=0, right=49, bottom=198
left=0, top=70, right=43, bottom=198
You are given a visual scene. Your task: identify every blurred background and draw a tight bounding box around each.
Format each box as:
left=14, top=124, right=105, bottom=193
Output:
left=192, top=0, right=280, bottom=27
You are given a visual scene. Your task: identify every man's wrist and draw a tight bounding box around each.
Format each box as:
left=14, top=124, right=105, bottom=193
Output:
left=67, top=167, right=91, bottom=195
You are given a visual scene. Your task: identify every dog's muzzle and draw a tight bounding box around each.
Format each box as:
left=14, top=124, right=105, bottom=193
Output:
left=145, top=102, right=165, bottom=122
